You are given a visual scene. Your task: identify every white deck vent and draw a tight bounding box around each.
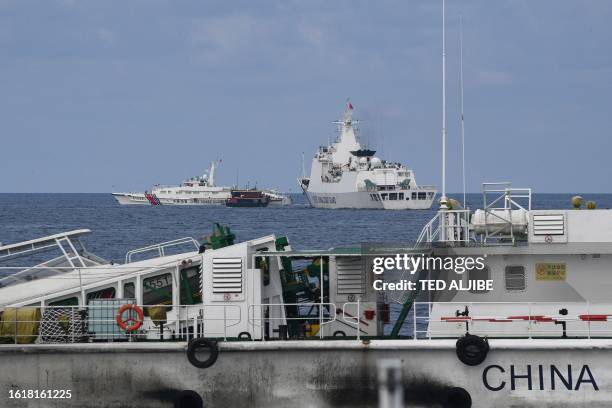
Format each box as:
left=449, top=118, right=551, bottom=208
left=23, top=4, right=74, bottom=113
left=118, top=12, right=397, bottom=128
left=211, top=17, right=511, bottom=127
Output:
left=533, top=214, right=565, bottom=236
left=337, top=257, right=365, bottom=295
left=212, top=258, right=243, bottom=293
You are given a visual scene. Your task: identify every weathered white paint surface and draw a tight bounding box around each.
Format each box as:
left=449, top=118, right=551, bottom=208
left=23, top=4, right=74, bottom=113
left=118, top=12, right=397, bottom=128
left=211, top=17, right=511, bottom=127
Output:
left=0, top=339, right=610, bottom=407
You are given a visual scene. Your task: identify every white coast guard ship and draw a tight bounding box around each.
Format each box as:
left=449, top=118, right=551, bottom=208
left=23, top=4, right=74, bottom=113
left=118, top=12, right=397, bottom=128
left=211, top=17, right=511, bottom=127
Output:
left=112, top=161, right=291, bottom=206
left=112, top=161, right=230, bottom=206
left=298, top=103, right=436, bottom=210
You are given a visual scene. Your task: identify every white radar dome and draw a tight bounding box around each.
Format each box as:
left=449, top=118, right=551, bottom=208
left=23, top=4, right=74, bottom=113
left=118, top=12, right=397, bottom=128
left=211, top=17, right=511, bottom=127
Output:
left=370, top=157, right=382, bottom=168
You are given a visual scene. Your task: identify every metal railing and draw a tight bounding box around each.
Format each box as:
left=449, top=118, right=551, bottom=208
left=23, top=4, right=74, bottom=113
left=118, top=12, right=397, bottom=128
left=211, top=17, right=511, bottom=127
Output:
left=6, top=300, right=611, bottom=344
left=125, top=237, right=200, bottom=263
left=341, top=300, right=362, bottom=340
left=416, top=209, right=471, bottom=245
left=247, top=303, right=338, bottom=340
left=409, top=302, right=612, bottom=340
left=0, top=303, right=241, bottom=345
left=480, top=182, right=532, bottom=244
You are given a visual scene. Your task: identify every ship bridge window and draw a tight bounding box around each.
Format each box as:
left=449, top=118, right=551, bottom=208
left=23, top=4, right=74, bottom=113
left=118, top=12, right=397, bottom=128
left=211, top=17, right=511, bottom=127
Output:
left=418, top=192, right=426, bottom=200
left=86, top=287, right=116, bottom=303
left=49, top=296, right=79, bottom=306
left=399, top=193, right=404, bottom=200
left=389, top=193, right=397, bottom=200
left=123, top=282, right=135, bottom=298
left=381, top=193, right=388, bottom=201
left=412, top=192, right=417, bottom=200
left=505, top=266, right=526, bottom=291
left=468, top=266, right=490, bottom=294
left=180, top=266, right=202, bottom=305
left=143, top=272, right=173, bottom=312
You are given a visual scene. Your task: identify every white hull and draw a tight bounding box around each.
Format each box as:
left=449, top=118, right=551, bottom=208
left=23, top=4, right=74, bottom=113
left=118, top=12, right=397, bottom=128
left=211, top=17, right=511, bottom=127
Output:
left=268, top=198, right=292, bottom=206
left=1, top=339, right=608, bottom=407
left=113, top=192, right=291, bottom=206
left=112, top=192, right=226, bottom=206
left=304, top=190, right=435, bottom=210
left=112, top=193, right=150, bottom=205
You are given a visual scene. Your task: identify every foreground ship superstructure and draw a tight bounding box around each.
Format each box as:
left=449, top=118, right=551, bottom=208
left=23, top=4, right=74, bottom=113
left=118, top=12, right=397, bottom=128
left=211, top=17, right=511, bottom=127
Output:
left=298, top=103, right=436, bottom=209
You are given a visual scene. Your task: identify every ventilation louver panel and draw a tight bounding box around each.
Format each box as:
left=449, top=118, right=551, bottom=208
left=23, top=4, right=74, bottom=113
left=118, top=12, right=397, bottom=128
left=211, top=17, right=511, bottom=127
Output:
left=337, top=257, right=365, bottom=295
left=505, top=266, right=526, bottom=291
left=532, top=214, right=565, bottom=236
left=212, top=258, right=242, bottom=293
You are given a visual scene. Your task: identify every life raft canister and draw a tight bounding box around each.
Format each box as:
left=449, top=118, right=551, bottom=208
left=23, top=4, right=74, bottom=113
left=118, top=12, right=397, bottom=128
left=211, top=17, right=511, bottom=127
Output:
left=187, top=338, right=219, bottom=368
left=115, top=304, right=144, bottom=332
left=455, top=334, right=489, bottom=366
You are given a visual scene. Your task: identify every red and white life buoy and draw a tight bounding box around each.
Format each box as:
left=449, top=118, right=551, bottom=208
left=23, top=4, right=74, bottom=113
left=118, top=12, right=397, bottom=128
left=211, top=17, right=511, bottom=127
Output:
left=116, top=304, right=144, bottom=332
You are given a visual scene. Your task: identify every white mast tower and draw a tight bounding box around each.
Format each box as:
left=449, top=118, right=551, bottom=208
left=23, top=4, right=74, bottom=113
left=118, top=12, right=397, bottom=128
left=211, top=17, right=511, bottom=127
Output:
left=439, top=0, right=449, bottom=241
left=440, top=0, right=448, bottom=210
left=460, top=15, right=466, bottom=208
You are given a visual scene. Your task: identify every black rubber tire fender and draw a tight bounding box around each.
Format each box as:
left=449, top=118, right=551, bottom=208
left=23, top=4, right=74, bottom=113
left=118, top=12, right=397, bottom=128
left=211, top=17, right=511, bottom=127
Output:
left=444, top=387, right=472, bottom=408
left=455, top=334, right=488, bottom=366
left=238, top=331, right=252, bottom=340
left=187, top=338, right=219, bottom=369
left=174, top=390, right=203, bottom=408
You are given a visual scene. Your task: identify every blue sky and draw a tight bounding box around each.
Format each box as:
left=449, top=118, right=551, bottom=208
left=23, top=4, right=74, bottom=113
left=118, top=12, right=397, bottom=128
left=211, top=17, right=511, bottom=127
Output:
left=1, top=0, right=611, bottom=193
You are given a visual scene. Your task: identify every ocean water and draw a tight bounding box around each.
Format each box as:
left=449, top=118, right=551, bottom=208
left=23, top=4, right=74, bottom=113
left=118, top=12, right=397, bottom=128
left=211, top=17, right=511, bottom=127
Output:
left=2, top=193, right=611, bottom=263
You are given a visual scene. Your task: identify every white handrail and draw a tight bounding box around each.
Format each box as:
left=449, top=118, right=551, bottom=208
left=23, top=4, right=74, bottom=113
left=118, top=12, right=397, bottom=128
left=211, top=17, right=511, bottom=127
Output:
left=0, top=303, right=242, bottom=344
left=412, top=301, right=612, bottom=339
left=125, top=237, right=200, bottom=263
left=341, top=299, right=361, bottom=340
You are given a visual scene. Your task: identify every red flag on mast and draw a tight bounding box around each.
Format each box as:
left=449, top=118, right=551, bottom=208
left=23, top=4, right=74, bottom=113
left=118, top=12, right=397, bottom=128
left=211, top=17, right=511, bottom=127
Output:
left=347, top=101, right=353, bottom=110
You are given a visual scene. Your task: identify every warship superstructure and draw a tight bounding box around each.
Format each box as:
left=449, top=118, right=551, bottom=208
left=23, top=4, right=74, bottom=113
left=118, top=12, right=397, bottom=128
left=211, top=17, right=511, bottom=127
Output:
left=298, top=103, right=436, bottom=209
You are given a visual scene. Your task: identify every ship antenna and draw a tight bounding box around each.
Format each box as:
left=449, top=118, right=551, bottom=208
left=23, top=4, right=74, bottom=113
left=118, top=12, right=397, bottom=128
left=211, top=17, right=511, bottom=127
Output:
left=459, top=14, right=466, bottom=207
left=440, top=0, right=448, bottom=209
